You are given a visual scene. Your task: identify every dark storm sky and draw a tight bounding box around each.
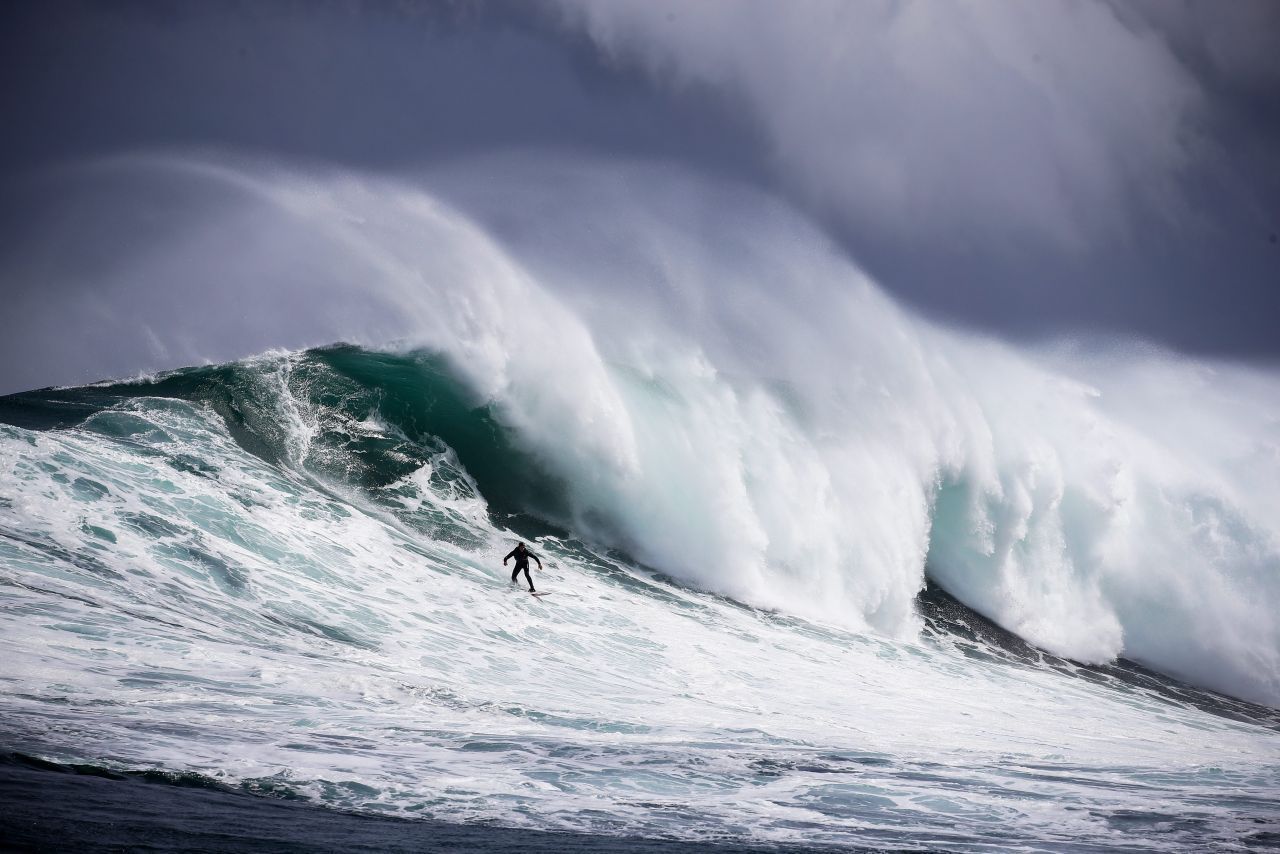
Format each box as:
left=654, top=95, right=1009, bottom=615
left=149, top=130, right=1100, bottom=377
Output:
left=1, top=0, right=1278, bottom=393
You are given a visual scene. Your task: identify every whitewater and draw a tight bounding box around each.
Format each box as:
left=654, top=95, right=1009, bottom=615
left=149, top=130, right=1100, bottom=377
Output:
left=2, top=154, right=1279, bottom=851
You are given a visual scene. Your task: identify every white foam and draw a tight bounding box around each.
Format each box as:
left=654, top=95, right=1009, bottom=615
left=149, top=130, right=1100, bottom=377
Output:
left=1, top=399, right=1277, bottom=849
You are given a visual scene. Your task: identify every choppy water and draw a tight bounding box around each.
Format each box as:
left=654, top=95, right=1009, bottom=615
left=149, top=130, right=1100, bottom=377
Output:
left=2, top=347, right=1278, bottom=851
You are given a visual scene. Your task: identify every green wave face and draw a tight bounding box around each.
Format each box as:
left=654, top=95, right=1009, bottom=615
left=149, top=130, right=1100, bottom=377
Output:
left=2, top=346, right=569, bottom=524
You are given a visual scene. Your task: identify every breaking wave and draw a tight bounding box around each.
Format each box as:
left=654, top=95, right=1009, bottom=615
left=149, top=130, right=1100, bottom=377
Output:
left=2, top=153, right=1280, bottom=849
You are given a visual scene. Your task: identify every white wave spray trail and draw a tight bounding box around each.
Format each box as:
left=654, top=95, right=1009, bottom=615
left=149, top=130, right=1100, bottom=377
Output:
left=2, top=153, right=1279, bottom=850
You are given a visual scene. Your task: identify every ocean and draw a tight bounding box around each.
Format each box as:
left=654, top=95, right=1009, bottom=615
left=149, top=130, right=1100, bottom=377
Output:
left=2, top=343, right=1278, bottom=851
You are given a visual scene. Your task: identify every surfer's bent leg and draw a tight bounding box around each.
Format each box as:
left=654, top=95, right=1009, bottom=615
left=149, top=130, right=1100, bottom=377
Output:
left=522, top=567, right=535, bottom=593
left=511, top=565, right=521, bottom=584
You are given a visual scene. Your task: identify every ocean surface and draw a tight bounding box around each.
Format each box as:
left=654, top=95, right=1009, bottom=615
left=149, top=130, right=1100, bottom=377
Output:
left=2, top=345, right=1279, bottom=852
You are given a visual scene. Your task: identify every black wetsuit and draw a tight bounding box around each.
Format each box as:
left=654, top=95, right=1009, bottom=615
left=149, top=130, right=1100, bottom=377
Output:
left=504, top=545, right=541, bottom=592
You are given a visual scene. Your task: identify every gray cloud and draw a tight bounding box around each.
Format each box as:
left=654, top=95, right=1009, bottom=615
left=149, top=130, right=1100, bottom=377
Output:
left=1119, top=0, right=1280, bottom=91
left=554, top=0, right=1238, bottom=251
left=550, top=0, right=1280, bottom=355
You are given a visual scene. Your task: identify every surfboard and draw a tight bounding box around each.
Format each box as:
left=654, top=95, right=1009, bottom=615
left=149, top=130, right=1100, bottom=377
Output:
left=530, top=592, right=553, bottom=597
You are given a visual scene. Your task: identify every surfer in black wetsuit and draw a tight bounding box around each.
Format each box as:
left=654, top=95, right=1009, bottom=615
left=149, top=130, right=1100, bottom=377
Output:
left=503, top=542, right=542, bottom=592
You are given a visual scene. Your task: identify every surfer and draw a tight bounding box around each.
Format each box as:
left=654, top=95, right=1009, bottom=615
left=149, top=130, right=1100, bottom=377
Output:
left=503, top=542, right=542, bottom=592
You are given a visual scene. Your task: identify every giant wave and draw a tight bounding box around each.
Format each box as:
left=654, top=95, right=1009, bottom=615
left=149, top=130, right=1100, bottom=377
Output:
left=2, top=153, right=1280, bottom=849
